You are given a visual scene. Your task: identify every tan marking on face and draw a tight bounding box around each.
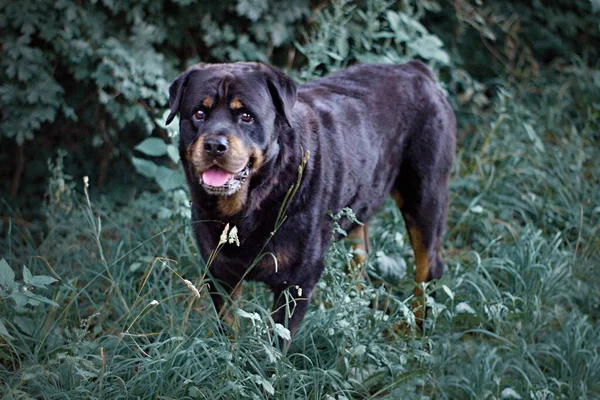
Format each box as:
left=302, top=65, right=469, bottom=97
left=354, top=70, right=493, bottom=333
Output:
left=391, top=190, right=404, bottom=209
left=187, top=135, right=252, bottom=179
left=186, top=139, right=203, bottom=176
left=251, top=148, right=265, bottom=170
left=187, top=135, right=256, bottom=215
left=230, top=98, right=243, bottom=110
left=202, top=97, right=214, bottom=108
left=215, top=136, right=251, bottom=216
left=226, top=135, right=251, bottom=167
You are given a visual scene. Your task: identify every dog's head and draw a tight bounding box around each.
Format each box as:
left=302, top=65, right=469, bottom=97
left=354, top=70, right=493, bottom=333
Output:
left=166, top=62, right=296, bottom=199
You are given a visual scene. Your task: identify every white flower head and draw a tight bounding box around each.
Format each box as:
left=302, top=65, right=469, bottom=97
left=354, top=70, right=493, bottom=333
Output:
left=183, top=279, right=201, bottom=298
left=228, top=226, right=240, bottom=246
left=219, top=223, right=230, bottom=245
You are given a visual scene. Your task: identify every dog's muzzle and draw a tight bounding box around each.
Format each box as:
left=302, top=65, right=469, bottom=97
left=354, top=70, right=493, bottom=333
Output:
left=200, top=164, right=250, bottom=196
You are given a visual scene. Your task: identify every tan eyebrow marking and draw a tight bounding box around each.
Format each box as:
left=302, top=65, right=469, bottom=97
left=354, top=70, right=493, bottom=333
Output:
left=230, top=99, right=243, bottom=110
left=202, top=97, right=214, bottom=108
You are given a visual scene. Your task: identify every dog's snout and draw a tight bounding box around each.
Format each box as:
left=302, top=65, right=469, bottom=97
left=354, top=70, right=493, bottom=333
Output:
left=203, top=136, right=229, bottom=158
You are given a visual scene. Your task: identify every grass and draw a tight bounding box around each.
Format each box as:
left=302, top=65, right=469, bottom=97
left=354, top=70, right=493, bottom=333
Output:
left=1, top=65, right=599, bottom=399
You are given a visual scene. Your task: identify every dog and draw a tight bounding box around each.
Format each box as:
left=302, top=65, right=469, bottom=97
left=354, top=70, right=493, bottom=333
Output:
left=165, top=61, right=456, bottom=344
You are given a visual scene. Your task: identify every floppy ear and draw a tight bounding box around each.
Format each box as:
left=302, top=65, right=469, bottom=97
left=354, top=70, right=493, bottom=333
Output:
left=261, top=64, right=297, bottom=127
left=166, top=71, right=188, bottom=125
left=166, top=65, right=204, bottom=125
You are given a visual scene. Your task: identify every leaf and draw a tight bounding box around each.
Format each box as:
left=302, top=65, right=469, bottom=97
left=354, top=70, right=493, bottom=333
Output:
left=470, top=205, right=484, bottom=214
left=236, top=309, right=261, bottom=322
left=167, top=144, right=180, bottom=164
left=135, top=138, right=169, bottom=157
left=0, top=258, right=15, bottom=289
left=0, top=320, right=13, bottom=339
left=253, top=375, right=274, bottom=396
left=29, top=275, right=58, bottom=288
left=262, top=343, right=281, bottom=364
left=236, top=0, right=268, bottom=21
left=155, top=166, right=186, bottom=191
left=523, top=122, right=545, bottom=152
left=351, top=344, right=366, bottom=356
left=24, top=291, right=59, bottom=307
left=500, top=387, right=522, bottom=399
left=14, top=316, right=35, bottom=336
left=408, top=35, right=450, bottom=65
left=455, top=302, right=476, bottom=315
left=23, top=265, right=33, bottom=283
left=373, top=251, right=407, bottom=281
left=131, top=156, right=158, bottom=179
left=273, top=323, right=291, bottom=340
left=11, top=292, right=29, bottom=309
left=442, top=284, right=454, bottom=301
left=129, top=262, right=142, bottom=273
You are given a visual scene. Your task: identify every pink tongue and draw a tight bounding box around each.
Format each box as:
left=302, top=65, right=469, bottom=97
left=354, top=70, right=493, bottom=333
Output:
left=202, top=167, right=233, bottom=187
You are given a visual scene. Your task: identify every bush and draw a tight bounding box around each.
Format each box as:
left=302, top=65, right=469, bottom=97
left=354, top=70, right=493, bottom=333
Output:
left=0, top=0, right=310, bottom=198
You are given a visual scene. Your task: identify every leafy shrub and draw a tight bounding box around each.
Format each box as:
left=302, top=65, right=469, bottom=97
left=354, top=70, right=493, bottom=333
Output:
left=1, top=0, right=600, bottom=398
left=0, top=0, right=310, bottom=198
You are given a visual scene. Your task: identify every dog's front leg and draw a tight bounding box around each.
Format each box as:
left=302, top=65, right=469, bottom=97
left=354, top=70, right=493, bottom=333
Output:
left=209, top=276, right=243, bottom=333
left=271, top=280, right=316, bottom=350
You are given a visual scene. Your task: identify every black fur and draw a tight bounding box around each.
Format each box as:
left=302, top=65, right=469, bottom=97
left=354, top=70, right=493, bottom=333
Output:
left=167, top=61, right=456, bottom=344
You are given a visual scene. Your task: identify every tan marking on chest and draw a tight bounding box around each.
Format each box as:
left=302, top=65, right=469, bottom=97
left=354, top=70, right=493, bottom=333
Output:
left=217, top=184, right=249, bottom=216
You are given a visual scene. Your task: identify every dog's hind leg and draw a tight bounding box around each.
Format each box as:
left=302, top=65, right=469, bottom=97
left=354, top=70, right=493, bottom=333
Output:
left=347, top=223, right=370, bottom=265
left=392, top=100, right=455, bottom=324
left=393, top=171, right=450, bottom=323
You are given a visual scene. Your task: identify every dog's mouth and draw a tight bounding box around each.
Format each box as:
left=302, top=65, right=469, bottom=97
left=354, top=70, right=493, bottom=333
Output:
left=199, top=164, right=250, bottom=196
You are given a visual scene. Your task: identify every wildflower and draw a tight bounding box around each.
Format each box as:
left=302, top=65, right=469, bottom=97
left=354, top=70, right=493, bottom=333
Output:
left=295, top=285, right=303, bottom=297
left=228, top=226, right=240, bottom=246
left=219, top=223, right=230, bottom=245
left=273, top=323, right=291, bottom=340
left=183, top=279, right=201, bottom=298
left=83, top=176, right=89, bottom=188
left=149, top=300, right=159, bottom=306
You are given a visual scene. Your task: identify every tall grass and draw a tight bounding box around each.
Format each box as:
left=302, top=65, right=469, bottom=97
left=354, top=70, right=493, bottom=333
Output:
left=1, top=67, right=599, bottom=398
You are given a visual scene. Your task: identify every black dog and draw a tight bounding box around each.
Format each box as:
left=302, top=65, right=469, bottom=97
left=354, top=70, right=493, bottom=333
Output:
left=166, top=61, right=456, bottom=343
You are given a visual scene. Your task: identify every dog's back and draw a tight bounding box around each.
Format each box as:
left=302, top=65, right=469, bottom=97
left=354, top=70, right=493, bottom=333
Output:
left=295, top=62, right=456, bottom=234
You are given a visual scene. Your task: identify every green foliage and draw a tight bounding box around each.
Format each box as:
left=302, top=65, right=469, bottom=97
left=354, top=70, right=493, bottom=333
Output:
left=0, top=0, right=310, bottom=195
left=0, top=258, right=58, bottom=341
left=2, top=0, right=600, bottom=398
left=130, top=111, right=187, bottom=192
left=432, top=0, right=600, bottom=82
left=297, top=0, right=450, bottom=81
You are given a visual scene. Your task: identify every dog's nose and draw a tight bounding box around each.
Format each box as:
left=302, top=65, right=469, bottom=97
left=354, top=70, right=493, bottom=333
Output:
left=203, top=136, right=229, bottom=158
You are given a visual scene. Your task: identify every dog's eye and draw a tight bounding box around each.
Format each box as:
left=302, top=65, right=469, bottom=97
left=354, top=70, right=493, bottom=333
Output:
left=240, top=112, right=253, bottom=123
left=193, top=110, right=205, bottom=121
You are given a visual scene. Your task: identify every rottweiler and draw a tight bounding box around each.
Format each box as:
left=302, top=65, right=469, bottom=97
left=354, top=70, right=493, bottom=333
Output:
left=166, top=61, right=456, bottom=344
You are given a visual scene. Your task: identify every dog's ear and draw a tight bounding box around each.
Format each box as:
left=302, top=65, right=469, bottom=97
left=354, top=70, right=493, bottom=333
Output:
left=166, top=65, right=205, bottom=125
left=166, top=71, right=190, bottom=125
left=261, top=64, right=297, bottom=127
